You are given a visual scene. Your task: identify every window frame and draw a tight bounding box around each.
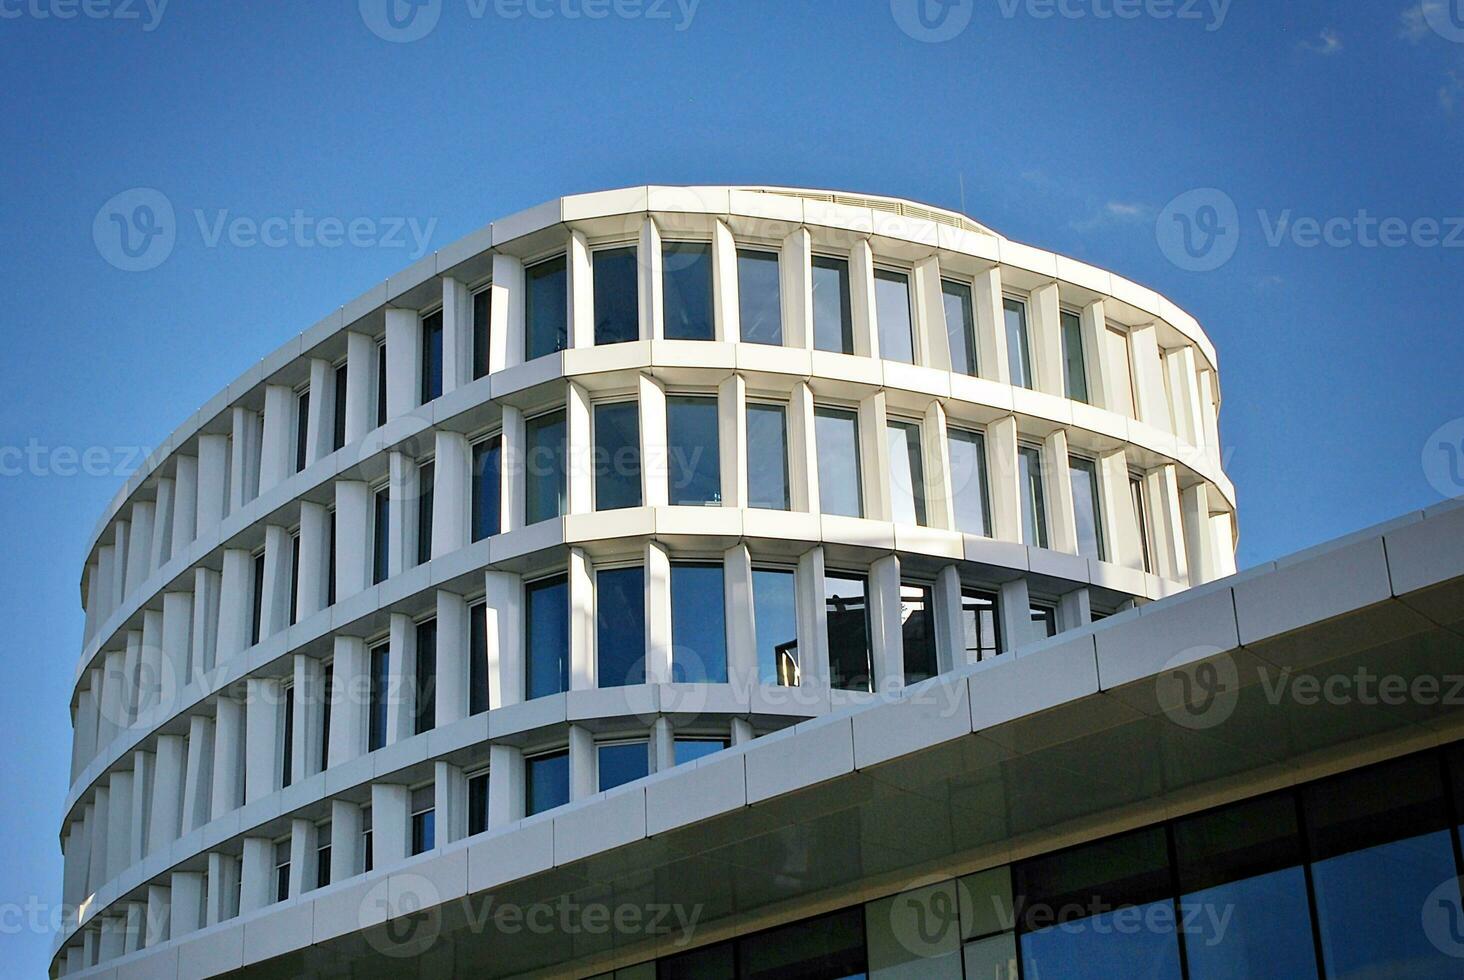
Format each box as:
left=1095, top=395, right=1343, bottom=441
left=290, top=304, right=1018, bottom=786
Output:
left=591, top=397, right=642, bottom=511
left=591, top=242, right=640, bottom=346
left=1017, top=442, right=1050, bottom=549
left=814, top=404, right=864, bottom=519
left=885, top=414, right=928, bottom=527
left=1068, top=453, right=1107, bottom=562
left=419, top=306, right=445, bottom=406
left=941, top=276, right=979, bottom=377
left=811, top=253, right=855, bottom=354
left=872, top=264, right=917, bottom=365
left=1059, top=306, right=1090, bottom=404
left=660, top=239, right=715, bottom=341
left=524, top=252, right=570, bottom=361
left=1002, top=294, right=1035, bottom=390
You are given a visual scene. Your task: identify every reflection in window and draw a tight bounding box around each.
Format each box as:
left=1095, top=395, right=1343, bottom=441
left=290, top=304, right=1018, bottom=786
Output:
left=874, top=268, right=914, bottom=363
left=1061, top=310, right=1089, bottom=403
left=1069, top=456, right=1105, bottom=561
left=947, top=427, right=991, bottom=537
left=887, top=419, right=926, bottom=526
left=593, top=246, right=639, bottom=345
left=525, top=574, right=568, bottom=700
left=471, top=437, right=501, bottom=542
left=593, top=401, right=641, bottom=510
left=900, top=584, right=937, bottom=685
left=737, top=248, right=782, bottom=345
left=1018, top=445, right=1048, bottom=549
left=746, top=403, right=790, bottom=510
left=420, top=309, right=443, bottom=404
left=943, top=279, right=978, bottom=376
left=752, top=568, right=799, bottom=686
left=812, top=256, right=853, bottom=354
left=962, top=589, right=1001, bottom=662
left=671, top=563, right=727, bottom=683
left=1130, top=473, right=1152, bottom=573
left=825, top=573, right=871, bottom=692
left=674, top=738, right=729, bottom=767
left=410, top=785, right=435, bottom=855
left=596, top=566, right=645, bottom=688
left=525, top=750, right=568, bottom=816
left=1030, top=604, right=1057, bottom=639
left=597, top=741, right=649, bottom=792
left=667, top=396, right=721, bottom=506
left=663, top=241, right=713, bottom=340
left=525, top=255, right=568, bottom=360
left=815, top=407, right=862, bottom=518
left=525, top=410, right=567, bottom=525
left=1004, top=298, right=1033, bottom=389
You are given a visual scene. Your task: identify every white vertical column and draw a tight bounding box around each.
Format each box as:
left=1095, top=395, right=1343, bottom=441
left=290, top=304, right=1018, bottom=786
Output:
left=568, top=230, right=595, bottom=349
left=487, top=744, right=524, bottom=827
left=293, top=654, right=326, bottom=780
left=97, top=650, right=125, bottom=749
left=484, top=571, right=523, bottom=709
left=95, top=545, right=115, bottom=625
left=998, top=578, right=1034, bottom=653
left=443, top=276, right=473, bottom=393
left=328, top=637, right=368, bottom=767
left=110, top=521, right=130, bottom=610
left=1128, top=324, right=1173, bottom=431
left=196, top=434, right=229, bottom=534
left=259, top=524, right=292, bottom=638
left=151, top=479, right=175, bottom=571
left=149, top=734, right=186, bottom=856
left=170, top=871, right=204, bottom=936
left=568, top=550, right=594, bottom=691
left=370, top=783, right=410, bottom=869
left=971, top=267, right=1011, bottom=384
left=718, top=374, right=746, bottom=508
left=1041, top=430, right=1079, bottom=556
left=343, top=331, right=375, bottom=442
left=1079, top=299, right=1114, bottom=411
left=121, top=630, right=143, bottom=726
left=130, top=748, right=154, bottom=865
left=795, top=547, right=830, bottom=690
left=923, top=401, right=955, bottom=531
left=385, top=308, right=422, bottom=420
left=724, top=544, right=757, bottom=697
left=88, top=788, right=109, bottom=898
left=566, top=380, right=593, bottom=514
left=491, top=253, right=524, bottom=370
left=205, top=852, right=235, bottom=924
left=258, top=384, right=294, bottom=494
left=1166, top=346, right=1205, bottom=447
left=288, top=819, right=315, bottom=897
left=388, top=452, right=414, bottom=578
left=1198, top=368, right=1221, bottom=459
left=638, top=374, right=668, bottom=508
left=335, top=480, right=370, bottom=600
left=781, top=227, right=813, bottom=350
left=912, top=255, right=946, bottom=370
left=431, top=431, right=471, bottom=558
left=868, top=555, right=903, bottom=692
left=190, top=567, right=220, bottom=681
left=1211, top=511, right=1237, bottom=578
left=849, top=239, right=878, bottom=359
left=644, top=541, right=673, bottom=685
left=1058, top=588, right=1092, bottom=631
left=145, top=884, right=171, bottom=947
left=105, top=771, right=133, bottom=880
left=569, top=724, right=595, bottom=801
left=858, top=391, right=891, bottom=522
left=297, top=501, right=328, bottom=621
left=639, top=217, right=665, bottom=340
left=386, top=614, right=416, bottom=744
left=650, top=717, right=675, bottom=773
left=210, top=696, right=244, bottom=819
left=239, top=838, right=273, bottom=914
left=435, top=760, right=467, bottom=846
left=125, top=503, right=153, bottom=596
left=181, top=715, right=214, bottom=832
left=217, top=549, right=254, bottom=662
left=789, top=381, right=818, bottom=513
left=1098, top=449, right=1142, bottom=570
left=500, top=405, right=525, bottom=533
left=305, top=358, right=332, bottom=465
left=161, top=592, right=192, bottom=708
left=229, top=405, right=261, bottom=512
left=329, top=800, right=363, bottom=881
left=985, top=417, right=1022, bottom=543
left=933, top=565, right=966, bottom=671
left=244, top=677, right=282, bottom=803
left=436, top=591, right=469, bottom=726
left=1182, top=483, right=1218, bottom=586
left=1147, top=465, right=1189, bottom=583
left=712, top=218, right=738, bottom=342
left=1027, top=282, right=1064, bottom=396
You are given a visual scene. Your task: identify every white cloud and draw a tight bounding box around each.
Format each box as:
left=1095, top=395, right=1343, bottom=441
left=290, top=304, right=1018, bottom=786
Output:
left=1070, top=201, right=1152, bottom=232
left=1301, top=27, right=1344, bottom=55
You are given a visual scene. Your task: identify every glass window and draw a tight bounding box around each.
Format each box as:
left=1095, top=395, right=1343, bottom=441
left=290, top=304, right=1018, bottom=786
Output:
left=597, top=741, right=649, bottom=792
left=825, top=573, right=871, bottom=692
left=900, top=584, right=938, bottom=685
left=525, top=575, right=569, bottom=700
left=1060, top=310, right=1089, bottom=403
left=319, top=661, right=332, bottom=772
left=414, top=618, right=436, bottom=735
left=1004, top=298, right=1033, bottom=390
left=873, top=268, right=914, bottom=363
left=526, top=751, right=569, bottom=816
left=738, top=907, right=866, bottom=980
left=596, top=566, right=645, bottom=688
left=410, top=805, right=435, bottom=856
left=294, top=389, right=309, bottom=473
left=469, top=601, right=488, bottom=716
left=288, top=532, right=300, bottom=626
left=667, top=395, right=721, bottom=506
left=671, top=563, right=727, bottom=684
left=331, top=362, right=348, bottom=451
left=593, top=246, right=639, bottom=345
left=525, top=255, right=568, bottom=360
left=274, top=840, right=290, bottom=904
left=420, top=309, right=443, bottom=404
left=886, top=420, right=927, bottom=526
left=281, top=685, right=295, bottom=788
left=251, top=550, right=265, bottom=645
left=416, top=460, right=434, bottom=566
left=375, top=339, right=387, bottom=427
left=746, top=403, right=790, bottom=511
left=942, top=279, right=978, bottom=376
left=1130, top=473, right=1152, bottom=573
left=594, top=401, right=641, bottom=510
left=660, top=941, right=735, bottom=980
left=674, top=738, right=729, bottom=767
left=472, top=288, right=491, bottom=380
left=961, top=589, right=1001, bottom=662
left=315, top=827, right=331, bottom=890
left=1107, top=326, right=1137, bottom=417
left=815, top=407, right=862, bottom=518
left=467, top=771, right=489, bottom=835
left=737, top=248, right=782, bottom=345
left=326, top=510, right=336, bottom=607
left=1030, top=604, right=1057, bottom=638
left=752, top=568, right=799, bottom=686
left=1069, top=456, right=1105, bottom=561
left=471, top=437, right=502, bottom=542
left=811, top=256, right=853, bottom=354
left=368, top=642, right=389, bottom=751
left=1018, top=445, right=1048, bottom=549
left=947, top=427, right=991, bottom=537
left=662, top=241, right=713, bottom=340
left=372, top=486, right=390, bottom=584
left=525, top=410, right=567, bottom=525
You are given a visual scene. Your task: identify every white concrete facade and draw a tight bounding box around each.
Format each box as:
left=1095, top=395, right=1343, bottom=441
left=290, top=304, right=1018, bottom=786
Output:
left=55, top=187, right=1241, bottom=976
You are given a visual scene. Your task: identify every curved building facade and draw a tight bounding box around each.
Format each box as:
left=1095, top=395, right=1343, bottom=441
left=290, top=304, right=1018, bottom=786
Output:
left=54, top=186, right=1243, bottom=976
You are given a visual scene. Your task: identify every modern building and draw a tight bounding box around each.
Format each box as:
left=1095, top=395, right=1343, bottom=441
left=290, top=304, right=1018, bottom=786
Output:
left=53, top=186, right=1462, bottom=978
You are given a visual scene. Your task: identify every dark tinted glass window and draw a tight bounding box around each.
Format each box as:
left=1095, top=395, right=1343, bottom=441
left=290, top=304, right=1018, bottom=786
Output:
left=332, top=362, right=348, bottom=451
left=368, top=644, right=389, bottom=751
left=737, top=907, right=866, bottom=980
left=737, top=249, right=782, bottom=345
left=471, top=437, right=501, bottom=542
left=1069, top=456, right=1104, bottom=561
left=594, top=401, right=641, bottom=510
left=294, top=390, right=309, bottom=473
left=526, top=751, right=569, bottom=816
left=416, top=461, right=434, bottom=566
left=414, top=618, right=436, bottom=735
left=525, top=410, right=567, bottom=524
left=1030, top=604, right=1057, bottom=638
left=674, top=738, right=728, bottom=767
left=411, top=808, right=435, bottom=855
left=319, top=662, right=332, bottom=772
left=372, top=487, right=390, bottom=584
left=667, top=396, right=721, bottom=506
left=281, top=685, right=295, bottom=788
left=1018, top=445, right=1048, bottom=549
left=420, top=309, right=443, bottom=404
left=525, top=575, right=569, bottom=699
left=886, top=420, right=926, bottom=526
left=962, top=589, right=1001, bottom=662
left=662, top=241, right=713, bottom=340
left=593, top=246, right=639, bottom=345
left=811, top=256, right=853, bottom=354
left=671, top=563, right=727, bottom=684
left=596, top=566, right=645, bottom=688
left=1061, top=310, right=1089, bottom=403
left=942, top=279, right=977, bottom=376
left=660, top=941, right=735, bottom=980
left=597, top=741, right=649, bottom=792
left=469, top=602, right=488, bottom=715
left=250, top=550, right=265, bottom=645
left=900, top=584, right=937, bottom=684
left=1004, top=298, right=1033, bottom=389
left=472, top=288, right=491, bottom=380
left=288, top=533, right=300, bottom=626
left=525, top=255, right=568, bottom=360
left=467, top=771, right=489, bottom=835
left=376, top=341, right=387, bottom=427
left=825, top=574, right=871, bottom=692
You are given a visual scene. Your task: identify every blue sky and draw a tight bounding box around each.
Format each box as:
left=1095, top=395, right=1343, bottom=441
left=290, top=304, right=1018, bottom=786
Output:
left=2, top=1, right=1462, bottom=972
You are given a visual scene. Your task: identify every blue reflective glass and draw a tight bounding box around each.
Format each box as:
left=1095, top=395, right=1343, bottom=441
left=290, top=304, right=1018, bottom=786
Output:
left=1180, top=868, right=1318, bottom=979
left=525, top=575, right=568, bottom=699
left=1020, top=899, right=1182, bottom=980
left=674, top=739, right=727, bottom=767
left=593, top=246, right=639, bottom=345
left=593, top=401, right=641, bottom=510
left=812, top=256, right=853, bottom=353
left=596, top=566, right=645, bottom=688
left=943, top=279, right=977, bottom=376
left=662, top=241, right=713, bottom=340
left=746, top=403, right=790, bottom=510
left=815, top=408, right=862, bottom=518
left=667, top=396, right=721, bottom=506
left=526, top=751, right=569, bottom=815
left=525, top=255, right=567, bottom=360
left=737, top=249, right=782, bottom=345
left=670, top=563, right=727, bottom=683
left=597, top=741, right=649, bottom=792
left=420, top=309, right=443, bottom=403
left=525, top=410, right=566, bottom=525
left=752, top=568, right=798, bottom=686
left=471, top=438, right=501, bottom=541
left=874, top=269, right=914, bottom=363
left=372, top=489, right=389, bottom=584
